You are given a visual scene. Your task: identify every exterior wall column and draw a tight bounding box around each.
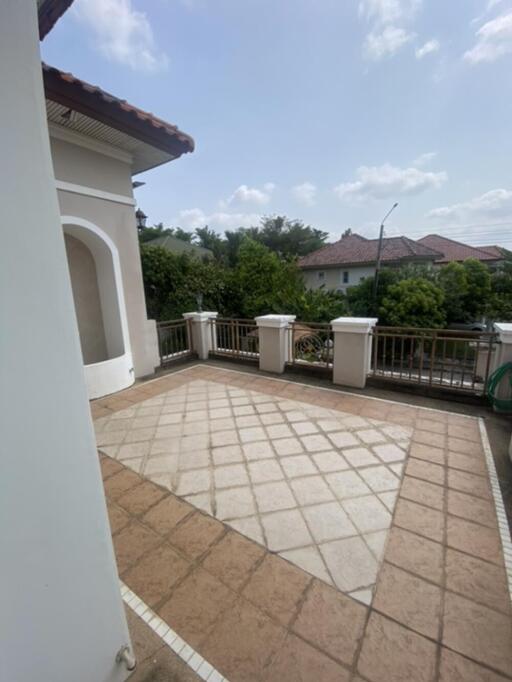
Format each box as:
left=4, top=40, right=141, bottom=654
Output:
left=1, top=2, right=131, bottom=680
left=493, top=323, right=512, bottom=407
left=331, top=317, right=378, bottom=389
left=183, top=311, right=218, bottom=360
left=255, top=315, right=296, bottom=374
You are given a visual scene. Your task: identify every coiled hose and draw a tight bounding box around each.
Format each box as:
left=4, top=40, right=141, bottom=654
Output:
left=487, top=362, right=512, bottom=413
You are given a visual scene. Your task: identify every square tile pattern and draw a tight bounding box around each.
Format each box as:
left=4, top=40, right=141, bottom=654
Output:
left=96, top=380, right=411, bottom=602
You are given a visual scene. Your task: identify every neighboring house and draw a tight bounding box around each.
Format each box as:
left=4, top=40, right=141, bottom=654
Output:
left=299, top=233, right=441, bottom=292
left=417, top=234, right=506, bottom=268
left=43, top=63, right=194, bottom=398
left=146, top=234, right=213, bottom=259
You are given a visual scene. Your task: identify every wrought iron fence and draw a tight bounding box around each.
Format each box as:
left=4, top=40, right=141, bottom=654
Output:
left=369, top=326, right=498, bottom=395
left=287, top=321, right=334, bottom=371
left=157, top=319, right=193, bottom=365
left=210, top=318, right=259, bottom=360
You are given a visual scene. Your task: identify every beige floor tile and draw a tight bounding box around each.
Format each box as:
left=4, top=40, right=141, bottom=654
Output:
left=320, top=536, right=378, bottom=592
left=325, top=470, right=372, bottom=499
left=343, top=447, right=380, bottom=467
left=281, top=546, right=333, bottom=584
left=358, top=465, right=400, bottom=493
left=216, top=486, right=255, bottom=520
left=254, top=480, right=296, bottom=513
left=342, top=495, right=392, bottom=533
left=261, top=509, right=313, bottom=551
left=281, top=454, right=318, bottom=478
left=248, top=459, right=284, bottom=484
left=214, top=463, right=250, bottom=488
left=290, top=475, right=335, bottom=505
left=302, top=501, right=357, bottom=542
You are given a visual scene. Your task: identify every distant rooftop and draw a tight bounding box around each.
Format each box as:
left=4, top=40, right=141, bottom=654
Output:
left=298, top=233, right=441, bottom=269
left=417, top=234, right=504, bottom=264
left=145, top=235, right=213, bottom=259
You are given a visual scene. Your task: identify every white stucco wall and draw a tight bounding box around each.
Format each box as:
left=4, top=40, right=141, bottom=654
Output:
left=302, top=265, right=376, bottom=292
left=1, top=3, right=131, bottom=680
left=52, top=136, right=160, bottom=379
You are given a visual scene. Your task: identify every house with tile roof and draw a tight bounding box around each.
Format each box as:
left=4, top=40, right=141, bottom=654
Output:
left=417, top=234, right=507, bottom=267
left=298, top=233, right=442, bottom=292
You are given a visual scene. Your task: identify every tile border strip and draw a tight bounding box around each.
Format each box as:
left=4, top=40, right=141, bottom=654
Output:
left=120, top=580, right=229, bottom=682
left=133, top=363, right=478, bottom=420
left=479, top=418, right=512, bottom=603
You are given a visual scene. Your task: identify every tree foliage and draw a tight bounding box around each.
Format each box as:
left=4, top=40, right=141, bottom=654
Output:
left=379, top=278, right=446, bottom=328
left=138, top=222, right=195, bottom=244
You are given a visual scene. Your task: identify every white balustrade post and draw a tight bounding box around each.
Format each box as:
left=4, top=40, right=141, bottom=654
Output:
left=183, top=311, right=218, bottom=360
left=492, top=323, right=512, bottom=409
left=331, top=317, right=378, bottom=388
left=255, top=315, right=296, bottom=374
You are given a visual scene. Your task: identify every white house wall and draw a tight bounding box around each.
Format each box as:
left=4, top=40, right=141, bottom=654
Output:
left=303, top=265, right=376, bottom=292
left=52, top=136, right=160, bottom=379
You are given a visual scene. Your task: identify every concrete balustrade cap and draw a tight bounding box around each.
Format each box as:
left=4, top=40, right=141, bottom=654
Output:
left=331, top=317, right=378, bottom=333
left=255, top=314, right=296, bottom=329
left=494, top=322, right=512, bottom=343
left=182, top=311, right=218, bottom=321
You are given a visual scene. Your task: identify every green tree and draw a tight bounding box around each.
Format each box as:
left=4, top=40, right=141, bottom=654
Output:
left=487, top=255, right=512, bottom=321
left=346, top=268, right=399, bottom=317
left=462, top=258, right=491, bottom=320
left=254, top=215, right=329, bottom=257
left=138, top=222, right=173, bottom=244
left=380, top=278, right=446, bottom=328
left=438, top=262, right=469, bottom=324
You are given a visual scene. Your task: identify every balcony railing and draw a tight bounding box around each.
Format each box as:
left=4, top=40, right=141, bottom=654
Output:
left=157, top=319, right=193, bottom=365
left=286, top=321, right=333, bottom=372
left=209, top=318, right=259, bottom=361
left=369, top=326, right=498, bottom=395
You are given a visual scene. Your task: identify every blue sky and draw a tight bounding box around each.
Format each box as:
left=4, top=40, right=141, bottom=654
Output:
left=42, top=0, right=512, bottom=248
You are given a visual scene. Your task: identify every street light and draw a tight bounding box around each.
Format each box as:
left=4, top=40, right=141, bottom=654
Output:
left=135, top=208, right=147, bottom=230
left=372, top=202, right=398, bottom=304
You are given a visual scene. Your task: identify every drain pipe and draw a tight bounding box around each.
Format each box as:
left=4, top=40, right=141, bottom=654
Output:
left=116, top=645, right=136, bottom=672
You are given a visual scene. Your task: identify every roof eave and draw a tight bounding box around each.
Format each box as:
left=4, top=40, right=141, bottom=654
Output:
left=38, top=0, right=74, bottom=40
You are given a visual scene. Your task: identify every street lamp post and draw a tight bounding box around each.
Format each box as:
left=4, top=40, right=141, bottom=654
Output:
left=373, top=202, right=398, bottom=305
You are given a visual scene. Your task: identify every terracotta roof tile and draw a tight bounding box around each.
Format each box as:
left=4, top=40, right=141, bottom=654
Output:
left=417, top=235, right=502, bottom=264
left=298, top=234, right=441, bottom=268
left=38, top=0, right=74, bottom=40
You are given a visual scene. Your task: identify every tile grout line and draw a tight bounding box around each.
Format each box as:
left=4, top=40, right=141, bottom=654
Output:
left=478, top=418, right=512, bottom=604
left=120, top=579, right=229, bottom=682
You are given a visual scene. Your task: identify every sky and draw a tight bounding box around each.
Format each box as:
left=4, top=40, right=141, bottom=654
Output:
left=42, top=0, right=512, bottom=248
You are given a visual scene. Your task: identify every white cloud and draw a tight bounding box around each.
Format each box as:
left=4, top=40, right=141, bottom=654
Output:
left=334, top=163, right=447, bottom=202
left=415, top=39, right=440, bottom=59
left=292, top=182, right=317, bottom=206
left=220, top=183, right=275, bottom=208
left=413, top=151, right=438, bottom=167
left=427, top=188, right=512, bottom=223
left=359, top=0, right=421, bottom=25
left=464, top=10, right=512, bottom=64
left=364, top=26, right=415, bottom=60
left=72, top=0, right=168, bottom=72
left=177, top=208, right=260, bottom=231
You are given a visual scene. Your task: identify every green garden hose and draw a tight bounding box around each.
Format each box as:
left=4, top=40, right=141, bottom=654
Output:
left=487, top=362, right=512, bottom=413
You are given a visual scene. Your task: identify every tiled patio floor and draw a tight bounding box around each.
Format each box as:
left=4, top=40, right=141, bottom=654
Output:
left=94, top=364, right=512, bottom=682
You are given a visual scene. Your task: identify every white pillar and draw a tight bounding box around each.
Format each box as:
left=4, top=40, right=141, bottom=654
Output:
left=183, top=311, right=218, bottom=360
left=255, top=315, right=296, bottom=374
left=493, top=323, right=512, bottom=408
left=1, top=3, right=131, bottom=680
left=331, top=317, right=378, bottom=389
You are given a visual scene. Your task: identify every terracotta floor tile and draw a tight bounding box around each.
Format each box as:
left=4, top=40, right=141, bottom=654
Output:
left=448, top=451, right=487, bottom=475
left=201, top=530, right=265, bottom=591
left=373, top=563, right=442, bottom=639
left=443, top=591, right=512, bottom=677
left=393, top=498, right=444, bottom=542
left=292, top=579, right=367, bottom=666
left=439, top=648, right=510, bottom=682
left=447, top=489, right=497, bottom=528
left=448, top=436, right=483, bottom=456
left=412, top=429, right=446, bottom=449
left=159, top=567, right=237, bottom=649
left=116, top=481, right=167, bottom=517
left=415, top=418, right=447, bottom=434
left=406, top=458, right=445, bottom=486
left=200, top=597, right=286, bottom=682
left=112, top=520, right=162, bottom=575
left=262, top=633, right=351, bottom=682
left=399, top=476, right=445, bottom=511
left=357, top=612, right=437, bottom=682
left=447, top=515, right=504, bottom=565
left=242, top=553, right=311, bottom=627
left=385, top=527, right=443, bottom=584
left=445, top=548, right=511, bottom=615
left=99, top=455, right=124, bottom=480
left=409, top=442, right=446, bottom=466
left=142, top=494, right=194, bottom=536
left=123, top=543, right=191, bottom=607
left=448, top=468, right=491, bottom=499
left=168, top=511, right=225, bottom=560
left=447, top=423, right=481, bottom=442
left=106, top=502, right=131, bottom=535
left=103, top=469, right=143, bottom=500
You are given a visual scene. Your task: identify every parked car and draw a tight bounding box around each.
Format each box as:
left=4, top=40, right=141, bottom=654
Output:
left=448, top=321, right=487, bottom=332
